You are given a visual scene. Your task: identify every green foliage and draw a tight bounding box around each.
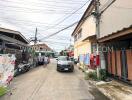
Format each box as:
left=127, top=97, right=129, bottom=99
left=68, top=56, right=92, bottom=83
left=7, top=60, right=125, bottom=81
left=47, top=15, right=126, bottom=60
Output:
left=85, top=71, right=97, bottom=80
left=99, top=69, right=107, bottom=80
left=84, top=69, right=107, bottom=81
left=0, top=86, right=8, bottom=96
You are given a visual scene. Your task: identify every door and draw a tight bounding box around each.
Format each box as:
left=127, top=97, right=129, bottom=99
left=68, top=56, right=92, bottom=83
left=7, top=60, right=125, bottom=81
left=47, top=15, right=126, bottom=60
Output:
left=126, top=49, right=132, bottom=80
left=121, top=49, right=128, bottom=80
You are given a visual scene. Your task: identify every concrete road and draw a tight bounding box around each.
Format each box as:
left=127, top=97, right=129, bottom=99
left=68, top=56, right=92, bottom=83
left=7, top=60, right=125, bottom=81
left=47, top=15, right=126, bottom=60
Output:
left=1, top=59, right=109, bottom=100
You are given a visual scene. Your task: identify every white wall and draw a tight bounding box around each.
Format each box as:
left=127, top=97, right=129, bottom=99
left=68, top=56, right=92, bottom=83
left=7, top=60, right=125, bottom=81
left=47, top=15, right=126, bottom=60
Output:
left=100, top=0, right=132, bottom=38
left=80, top=15, right=96, bottom=41
left=73, top=15, right=95, bottom=59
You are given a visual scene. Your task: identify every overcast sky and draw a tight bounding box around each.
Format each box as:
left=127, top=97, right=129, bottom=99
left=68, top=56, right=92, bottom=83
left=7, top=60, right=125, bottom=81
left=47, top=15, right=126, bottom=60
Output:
left=0, top=0, right=90, bottom=52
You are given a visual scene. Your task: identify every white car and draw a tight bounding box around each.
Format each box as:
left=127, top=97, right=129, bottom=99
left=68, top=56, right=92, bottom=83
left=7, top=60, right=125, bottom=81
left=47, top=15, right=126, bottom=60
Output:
left=57, top=56, right=74, bottom=72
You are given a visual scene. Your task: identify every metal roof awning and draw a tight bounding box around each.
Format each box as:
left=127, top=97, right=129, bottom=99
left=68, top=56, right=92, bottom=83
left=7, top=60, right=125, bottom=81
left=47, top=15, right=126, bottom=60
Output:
left=98, top=25, right=132, bottom=43
left=83, top=34, right=97, bottom=42
left=0, top=27, right=29, bottom=44
left=0, top=34, right=28, bottom=47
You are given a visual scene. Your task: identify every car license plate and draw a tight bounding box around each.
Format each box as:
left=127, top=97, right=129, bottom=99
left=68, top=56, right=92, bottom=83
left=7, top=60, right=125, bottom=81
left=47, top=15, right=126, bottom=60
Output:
left=65, top=68, right=68, bottom=70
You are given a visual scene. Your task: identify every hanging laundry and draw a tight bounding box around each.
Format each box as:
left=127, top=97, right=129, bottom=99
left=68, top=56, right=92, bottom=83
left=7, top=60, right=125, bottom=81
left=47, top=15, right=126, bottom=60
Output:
left=96, top=55, right=100, bottom=66
left=90, top=54, right=96, bottom=69
left=84, top=53, right=90, bottom=65
left=79, top=54, right=84, bottom=63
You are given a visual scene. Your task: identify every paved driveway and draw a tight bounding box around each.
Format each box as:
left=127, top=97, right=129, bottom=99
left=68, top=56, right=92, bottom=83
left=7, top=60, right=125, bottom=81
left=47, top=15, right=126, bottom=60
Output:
left=1, top=59, right=109, bottom=100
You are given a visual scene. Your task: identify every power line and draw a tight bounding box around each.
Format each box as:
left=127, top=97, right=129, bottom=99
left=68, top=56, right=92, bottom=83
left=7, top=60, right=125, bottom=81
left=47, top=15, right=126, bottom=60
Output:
left=0, top=20, right=72, bottom=29
left=43, top=0, right=90, bottom=31
left=0, top=5, right=84, bottom=13
left=0, top=1, right=83, bottom=10
left=0, top=10, right=83, bottom=14
left=0, top=0, right=90, bottom=43
left=40, top=21, right=78, bottom=40
left=39, top=9, right=93, bottom=41
left=0, top=0, right=86, bottom=5
left=0, top=18, right=71, bottom=26
left=0, top=18, right=70, bottom=25
left=41, top=40, right=71, bottom=44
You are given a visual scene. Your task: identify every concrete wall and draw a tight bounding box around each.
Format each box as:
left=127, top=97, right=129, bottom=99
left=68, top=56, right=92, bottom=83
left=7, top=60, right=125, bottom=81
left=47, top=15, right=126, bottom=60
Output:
left=74, top=41, right=91, bottom=58
left=81, top=16, right=96, bottom=41
left=100, top=0, right=132, bottom=38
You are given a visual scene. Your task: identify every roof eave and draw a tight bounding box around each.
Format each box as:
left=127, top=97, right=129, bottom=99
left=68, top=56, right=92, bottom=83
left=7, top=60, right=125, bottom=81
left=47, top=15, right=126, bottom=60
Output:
left=71, top=0, right=95, bottom=36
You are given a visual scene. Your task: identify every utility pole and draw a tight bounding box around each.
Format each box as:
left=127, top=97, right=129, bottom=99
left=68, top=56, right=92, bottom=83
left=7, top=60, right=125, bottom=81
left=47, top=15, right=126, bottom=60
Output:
left=95, top=0, right=100, bottom=79
left=32, top=27, right=38, bottom=67
left=34, top=27, right=38, bottom=45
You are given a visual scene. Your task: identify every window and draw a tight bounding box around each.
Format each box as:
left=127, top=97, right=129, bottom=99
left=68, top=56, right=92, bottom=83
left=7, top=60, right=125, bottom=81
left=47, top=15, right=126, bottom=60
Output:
left=74, top=28, right=82, bottom=42
left=91, top=43, right=97, bottom=53
left=78, top=29, right=82, bottom=39
left=40, top=47, right=43, bottom=50
left=74, top=34, right=77, bottom=42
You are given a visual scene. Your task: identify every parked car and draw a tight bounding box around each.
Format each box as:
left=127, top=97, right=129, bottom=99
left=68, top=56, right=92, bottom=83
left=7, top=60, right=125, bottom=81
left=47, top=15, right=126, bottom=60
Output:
left=57, top=56, right=74, bottom=72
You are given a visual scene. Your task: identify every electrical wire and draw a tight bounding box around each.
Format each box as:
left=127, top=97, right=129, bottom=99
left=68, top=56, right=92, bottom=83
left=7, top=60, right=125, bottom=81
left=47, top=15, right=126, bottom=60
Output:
left=43, top=0, right=91, bottom=31
left=0, top=1, right=83, bottom=10
left=0, top=5, right=84, bottom=13
left=40, top=21, right=78, bottom=40
left=0, top=0, right=90, bottom=45
left=41, top=40, right=71, bottom=44
left=0, top=0, right=86, bottom=5
left=39, top=9, right=93, bottom=41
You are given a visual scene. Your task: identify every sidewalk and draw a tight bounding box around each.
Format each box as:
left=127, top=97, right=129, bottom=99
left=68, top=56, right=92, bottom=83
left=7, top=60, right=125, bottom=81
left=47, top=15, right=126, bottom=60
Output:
left=96, top=80, right=132, bottom=100
left=77, top=64, right=132, bottom=100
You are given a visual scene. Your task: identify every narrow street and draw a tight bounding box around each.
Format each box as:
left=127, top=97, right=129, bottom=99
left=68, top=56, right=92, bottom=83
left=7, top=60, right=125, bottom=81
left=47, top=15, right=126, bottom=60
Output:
left=1, top=59, right=108, bottom=100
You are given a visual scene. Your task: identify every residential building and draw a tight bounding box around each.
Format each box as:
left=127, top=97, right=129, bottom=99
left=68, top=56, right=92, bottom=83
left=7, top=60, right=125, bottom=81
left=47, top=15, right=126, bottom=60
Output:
left=72, top=0, right=96, bottom=61
left=72, top=0, right=99, bottom=70
left=31, top=43, right=52, bottom=52
left=0, top=27, right=29, bottom=54
left=98, top=0, right=132, bottom=83
left=0, top=27, right=30, bottom=68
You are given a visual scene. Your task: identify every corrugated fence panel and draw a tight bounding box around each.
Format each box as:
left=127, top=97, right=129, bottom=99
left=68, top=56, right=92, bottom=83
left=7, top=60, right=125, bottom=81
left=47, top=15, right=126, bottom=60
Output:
left=108, top=52, right=111, bottom=74
left=126, top=49, right=132, bottom=80
left=116, top=51, right=121, bottom=77
left=112, top=51, right=116, bottom=75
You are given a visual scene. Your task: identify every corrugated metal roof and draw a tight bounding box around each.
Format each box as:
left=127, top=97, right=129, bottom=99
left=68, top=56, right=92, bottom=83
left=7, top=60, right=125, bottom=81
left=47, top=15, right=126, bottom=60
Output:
left=0, top=27, right=29, bottom=44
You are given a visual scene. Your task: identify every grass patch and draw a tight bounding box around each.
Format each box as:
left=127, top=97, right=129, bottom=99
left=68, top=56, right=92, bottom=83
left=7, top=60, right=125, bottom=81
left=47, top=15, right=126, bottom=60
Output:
left=0, top=86, right=8, bottom=96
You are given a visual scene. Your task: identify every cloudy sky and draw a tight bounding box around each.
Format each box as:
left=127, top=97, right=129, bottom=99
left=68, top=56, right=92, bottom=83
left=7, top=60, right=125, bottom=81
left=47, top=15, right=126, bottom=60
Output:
left=0, top=0, right=91, bottom=52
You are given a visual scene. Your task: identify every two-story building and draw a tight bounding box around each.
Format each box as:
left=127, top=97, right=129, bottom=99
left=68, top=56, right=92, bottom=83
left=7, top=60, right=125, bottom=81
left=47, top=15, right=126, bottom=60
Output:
left=0, top=27, right=30, bottom=68
left=31, top=43, right=52, bottom=52
left=72, top=0, right=96, bottom=61
left=0, top=27, right=29, bottom=54
left=72, top=2, right=96, bottom=58
left=98, top=0, right=132, bottom=83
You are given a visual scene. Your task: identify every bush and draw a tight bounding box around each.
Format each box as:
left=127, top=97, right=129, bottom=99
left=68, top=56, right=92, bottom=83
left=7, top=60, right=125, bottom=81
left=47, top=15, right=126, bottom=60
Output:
left=85, top=71, right=97, bottom=80
left=99, top=69, right=107, bottom=80
left=84, top=69, right=107, bottom=81
left=0, top=86, right=8, bottom=96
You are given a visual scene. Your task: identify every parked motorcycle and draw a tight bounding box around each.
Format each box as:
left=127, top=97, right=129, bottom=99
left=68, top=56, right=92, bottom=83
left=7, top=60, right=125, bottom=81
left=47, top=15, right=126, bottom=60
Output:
left=14, top=61, right=31, bottom=77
